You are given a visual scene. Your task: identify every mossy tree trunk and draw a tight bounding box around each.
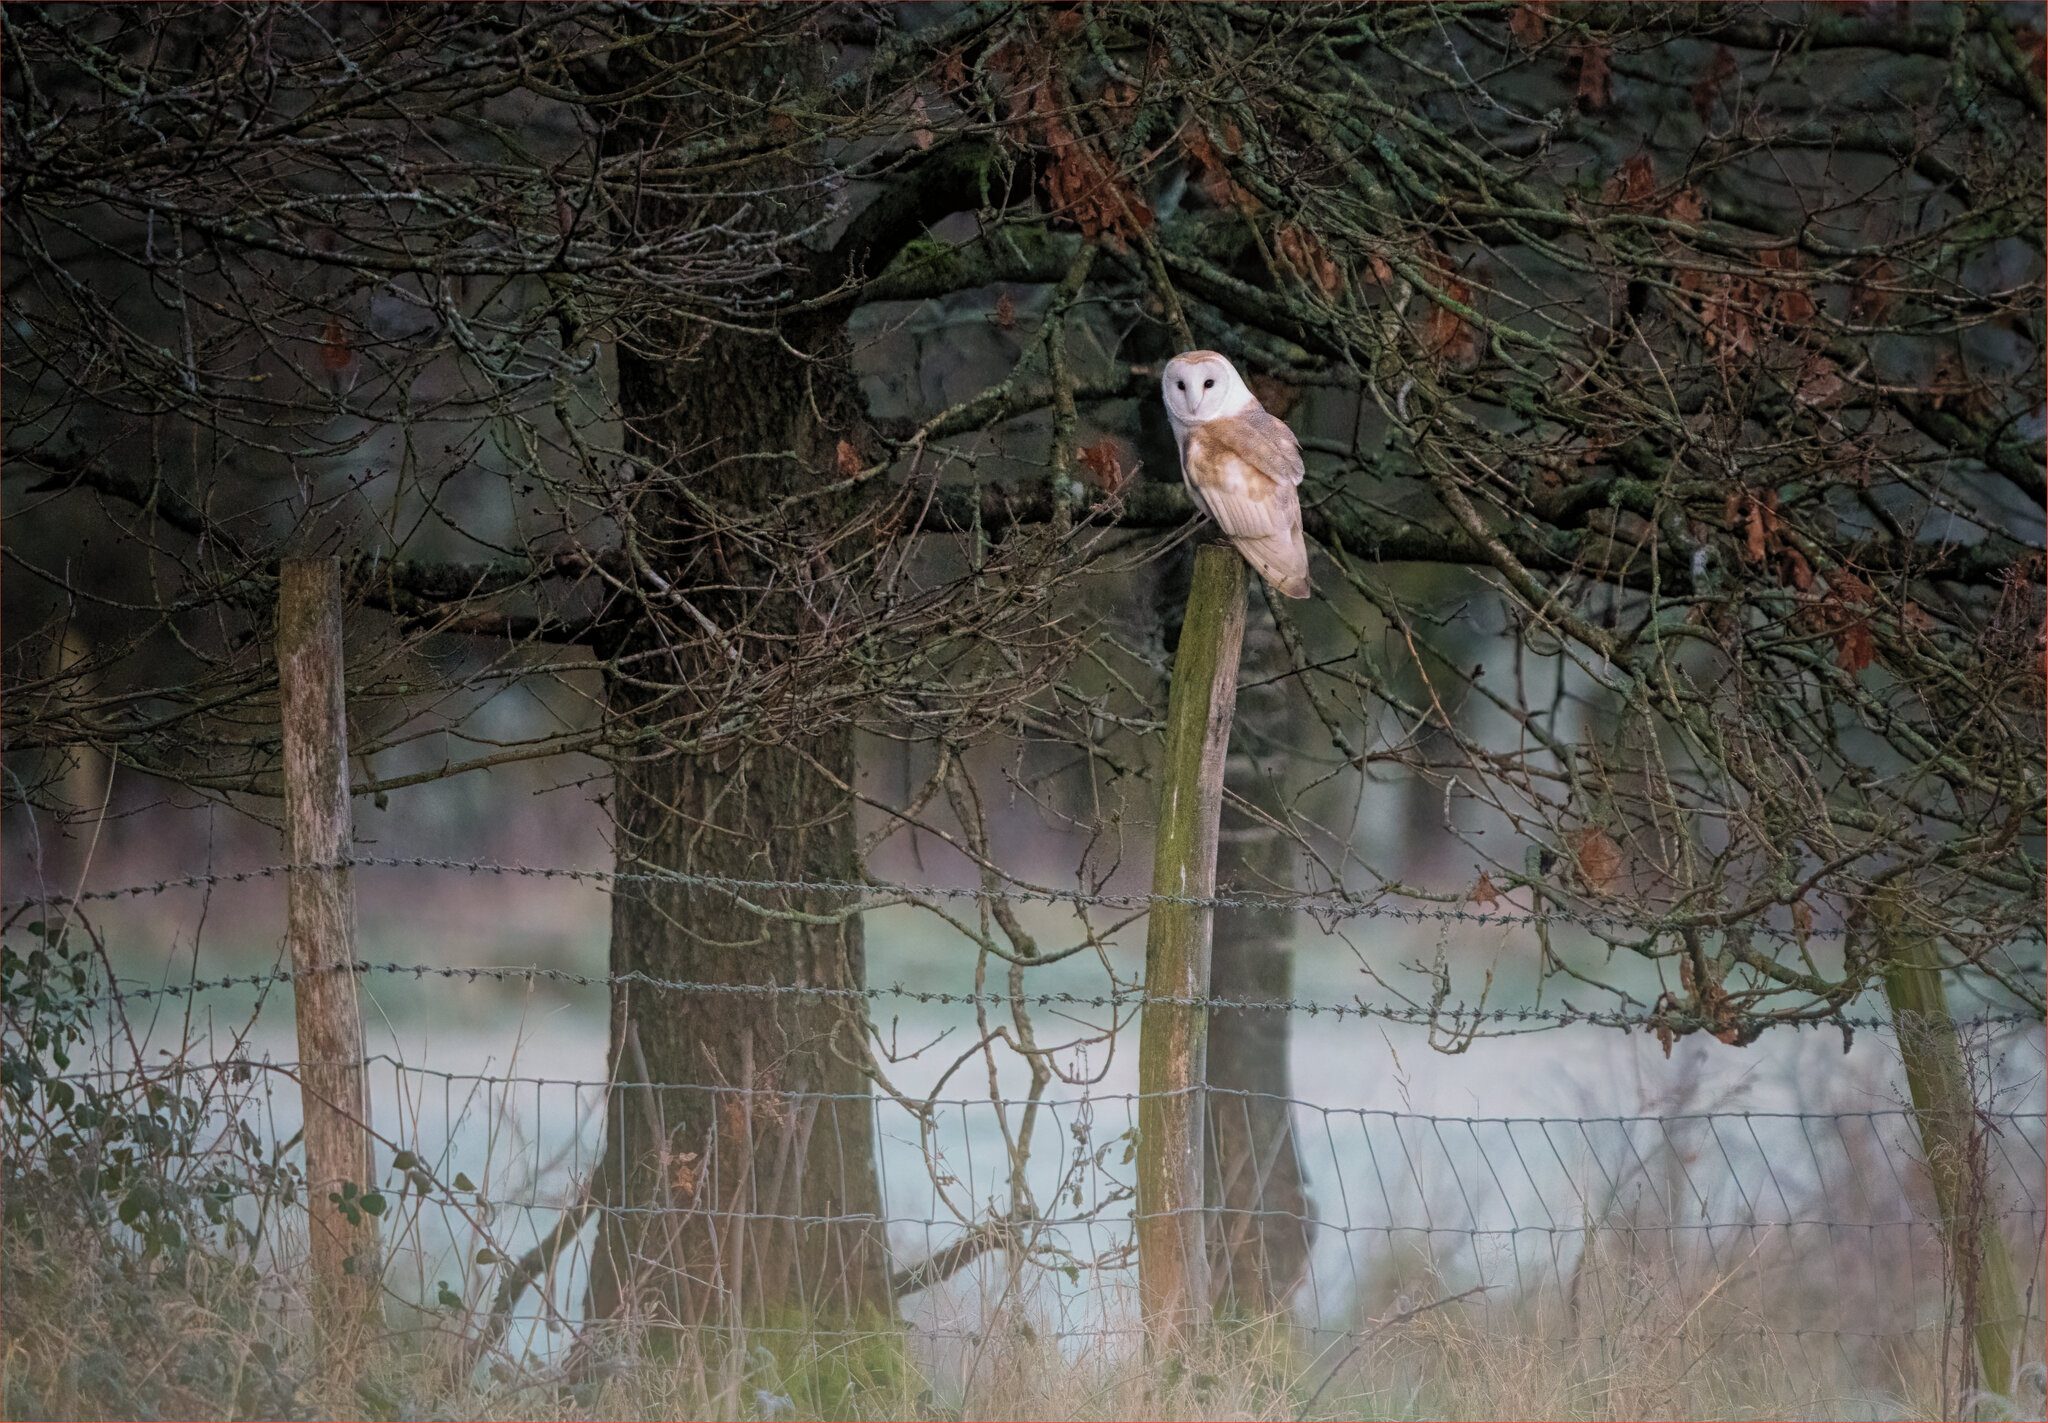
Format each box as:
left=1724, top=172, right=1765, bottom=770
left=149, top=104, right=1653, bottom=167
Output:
left=1204, top=593, right=1312, bottom=1317
left=1137, top=545, right=1248, bottom=1347
left=581, top=19, right=892, bottom=1333
left=585, top=312, right=892, bottom=1332
left=1874, top=888, right=2024, bottom=1399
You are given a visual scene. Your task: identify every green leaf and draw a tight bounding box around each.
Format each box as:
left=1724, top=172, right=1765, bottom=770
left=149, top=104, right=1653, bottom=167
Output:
left=453, top=1171, right=475, bottom=1193
left=391, top=1149, right=418, bottom=1172
left=359, top=1190, right=386, bottom=1217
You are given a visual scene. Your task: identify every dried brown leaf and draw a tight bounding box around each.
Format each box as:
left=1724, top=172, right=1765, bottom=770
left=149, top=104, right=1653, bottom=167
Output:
left=1601, top=151, right=1657, bottom=209
left=1276, top=224, right=1343, bottom=297
left=1569, top=826, right=1623, bottom=895
left=1508, top=1, right=1550, bottom=48
left=670, top=1150, right=702, bottom=1198
left=1570, top=41, right=1612, bottom=111
left=1795, top=354, right=1846, bottom=407
left=318, top=317, right=354, bottom=373
left=1076, top=437, right=1130, bottom=494
left=1419, top=256, right=1484, bottom=370
left=1183, top=126, right=1259, bottom=214
left=1834, top=620, right=1878, bottom=673
left=1690, top=46, right=1737, bottom=122
left=1663, top=187, right=1706, bottom=225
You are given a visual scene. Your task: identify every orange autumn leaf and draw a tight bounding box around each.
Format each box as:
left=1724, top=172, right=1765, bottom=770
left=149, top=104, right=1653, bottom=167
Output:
left=1790, top=899, right=1815, bottom=941
left=1689, top=270, right=1760, bottom=363
left=1728, top=488, right=1780, bottom=564
left=1826, top=571, right=1879, bottom=672
left=992, top=291, right=1017, bottom=330
left=1759, top=245, right=1817, bottom=325
left=1183, top=125, right=1259, bottom=214
left=1834, top=620, right=1878, bottom=673
left=935, top=48, right=971, bottom=95
left=1275, top=224, right=1343, bottom=297
left=1041, top=126, right=1154, bottom=243
left=1601, top=151, right=1657, bottom=208
left=1076, top=437, right=1131, bottom=494
left=1781, top=544, right=1814, bottom=593
left=1795, top=354, right=1846, bottom=407
left=1508, top=1, right=1550, bottom=48
left=991, top=43, right=1155, bottom=245
left=1468, top=872, right=1502, bottom=908
left=1663, top=187, right=1706, bottom=224
left=1569, top=826, right=1623, bottom=895
left=318, top=317, right=354, bottom=373
left=834, top=439, right=862, bottom=477
left=1570, top=41, right=1612, bottom=111
left=1418, top=253, right=1484, bottom=370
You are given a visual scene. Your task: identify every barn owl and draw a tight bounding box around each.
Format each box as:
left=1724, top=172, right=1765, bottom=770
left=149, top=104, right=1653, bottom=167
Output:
left=1160, top=350, right=1311, bottom=598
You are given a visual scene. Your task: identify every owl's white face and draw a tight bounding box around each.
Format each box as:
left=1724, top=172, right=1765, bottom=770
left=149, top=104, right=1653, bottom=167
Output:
left=1160, top=350, right=1257, bottom=429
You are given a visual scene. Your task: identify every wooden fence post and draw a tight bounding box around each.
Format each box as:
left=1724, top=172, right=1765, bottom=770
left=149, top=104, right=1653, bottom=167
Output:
left=277, top=557, right=379, bottom=1345
left=1874, top=887, right=2022, bottom=1399
left=1137, top=545, right=1248, bottom=1349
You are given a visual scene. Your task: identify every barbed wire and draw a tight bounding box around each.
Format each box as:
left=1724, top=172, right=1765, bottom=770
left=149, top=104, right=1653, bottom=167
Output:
left=7, top=853, right=2045, bottom=952
left=36, top=958, right=2045, bottom=1032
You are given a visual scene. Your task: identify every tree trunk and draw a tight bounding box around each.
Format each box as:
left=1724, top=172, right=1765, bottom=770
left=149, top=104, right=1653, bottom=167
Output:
left=1874, top=887, right=2023, bottom=1399
left=586, top=714, right=888, bottom=1329
left=584, top=197, right=889, bottom=1334
left=1204, top=592, right=1313, bottom=1317
left=1152, top=547, right=1315, bottom=1321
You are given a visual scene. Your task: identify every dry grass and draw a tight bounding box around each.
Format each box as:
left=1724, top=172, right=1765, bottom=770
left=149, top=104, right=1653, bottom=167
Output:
left=7, top=1202, right=2034, bottom=1423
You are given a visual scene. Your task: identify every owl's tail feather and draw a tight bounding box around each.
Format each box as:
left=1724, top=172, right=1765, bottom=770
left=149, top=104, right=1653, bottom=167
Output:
left=1235, top=535, right=1312, bottom=599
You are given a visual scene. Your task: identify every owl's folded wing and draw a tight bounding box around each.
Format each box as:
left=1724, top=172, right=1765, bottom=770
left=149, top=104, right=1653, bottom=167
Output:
left=1187, top=450, right=1300, bottom=542
left=1184, top=424, right=1312, bottom=597
left=1184, top=417, right=1306, bottom=538
left=1216, top=408, right=1305, bottom=486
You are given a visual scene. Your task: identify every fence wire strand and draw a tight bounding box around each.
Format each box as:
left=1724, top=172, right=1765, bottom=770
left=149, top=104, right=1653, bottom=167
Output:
left=44, top=957, right=2044, bottom=1033
left=10, top=853, right=2043, bottom=951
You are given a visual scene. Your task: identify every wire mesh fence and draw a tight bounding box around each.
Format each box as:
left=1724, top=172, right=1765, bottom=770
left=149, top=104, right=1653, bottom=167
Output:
left=8, top=858, right=2045, bottom=1410
left=32, top=1050, right=2048, bottom=1369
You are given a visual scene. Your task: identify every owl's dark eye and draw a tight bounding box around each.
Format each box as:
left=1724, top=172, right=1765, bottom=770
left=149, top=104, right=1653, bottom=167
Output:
left=1203, top=378, right=1215, bottom=390
left=1175, top=380, right=1185, bottom=391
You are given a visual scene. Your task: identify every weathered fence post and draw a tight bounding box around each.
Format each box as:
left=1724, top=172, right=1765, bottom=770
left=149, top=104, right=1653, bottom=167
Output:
left=1137, top=545, right=1248, bottom=1349
left=277, top=557, right=379, bottom=1346
left=1874, top=887, right=2022, bottom=1398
